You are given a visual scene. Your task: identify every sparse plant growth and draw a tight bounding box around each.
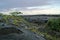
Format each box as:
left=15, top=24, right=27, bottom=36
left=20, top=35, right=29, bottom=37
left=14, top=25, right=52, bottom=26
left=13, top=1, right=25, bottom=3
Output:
left=0, top=13, right=60, bottom=40
left=10, top=12, right=23, bottom=16
left=46, top=18, right=60, bottom=32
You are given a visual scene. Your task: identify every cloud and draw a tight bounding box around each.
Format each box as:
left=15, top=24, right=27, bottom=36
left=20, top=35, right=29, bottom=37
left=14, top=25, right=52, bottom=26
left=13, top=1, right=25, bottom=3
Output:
left=1, top=7, right=60, bottom=15
left=0, top=0, right=60, bottom=10
left=21, top=8, right=60, bottom=15
left=26, top=5, right=51, bottom=10
left=0, top=0, right=51, bottom=9
left=0, top=0, right=60, bottom=15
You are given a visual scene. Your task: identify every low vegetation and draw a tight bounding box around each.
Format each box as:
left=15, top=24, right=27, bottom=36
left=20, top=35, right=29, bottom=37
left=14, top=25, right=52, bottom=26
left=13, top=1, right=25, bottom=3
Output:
left=0, top=12, right=60, bottom=40
left=29, top=18, right=60, bottom=40
left=46, top=18, right=60, bottom=32
left=45, top=18, right=60, bottom=40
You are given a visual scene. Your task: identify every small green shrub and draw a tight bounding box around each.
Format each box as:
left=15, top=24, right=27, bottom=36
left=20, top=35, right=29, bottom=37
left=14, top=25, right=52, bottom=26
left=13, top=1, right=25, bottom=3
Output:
left=46, top=18, right=60, bottom=32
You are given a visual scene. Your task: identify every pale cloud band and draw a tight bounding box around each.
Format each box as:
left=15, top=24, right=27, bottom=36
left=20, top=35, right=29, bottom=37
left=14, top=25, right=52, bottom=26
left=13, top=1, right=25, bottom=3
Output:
left=21, top=9, right=60, bottom=15
left=1, top=7, right=60, bottom=15
left=0, top=0, right=60, bottom=15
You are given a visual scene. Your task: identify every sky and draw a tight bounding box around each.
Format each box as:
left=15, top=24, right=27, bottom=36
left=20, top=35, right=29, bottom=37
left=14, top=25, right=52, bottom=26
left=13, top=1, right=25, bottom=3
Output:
left=0, top=0, right=60, bottom=15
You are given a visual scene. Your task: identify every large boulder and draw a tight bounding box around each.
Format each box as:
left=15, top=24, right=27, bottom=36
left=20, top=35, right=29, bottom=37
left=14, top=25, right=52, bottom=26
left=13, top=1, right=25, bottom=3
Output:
left=0, top=27, right=23, bottom=35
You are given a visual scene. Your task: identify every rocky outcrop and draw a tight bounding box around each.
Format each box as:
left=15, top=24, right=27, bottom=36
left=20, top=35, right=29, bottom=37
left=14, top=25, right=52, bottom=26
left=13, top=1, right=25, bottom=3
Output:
left=0, top=15, right=46, bottom=40
left=0, top=27, right=23, bottom=35
left=0, top=27, right=46, bottom=40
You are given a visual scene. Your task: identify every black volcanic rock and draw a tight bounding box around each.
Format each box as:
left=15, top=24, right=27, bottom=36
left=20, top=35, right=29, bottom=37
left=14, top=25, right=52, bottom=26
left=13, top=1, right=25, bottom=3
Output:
left=0, top=27, right=23, bottom=35
left=0, top=26, right=46, bottom=40
left=0, top=15, right=46, bottom=40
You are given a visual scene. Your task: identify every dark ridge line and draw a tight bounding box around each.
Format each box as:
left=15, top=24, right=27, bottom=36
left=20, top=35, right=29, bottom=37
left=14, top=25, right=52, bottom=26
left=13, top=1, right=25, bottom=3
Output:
left=21, top=14, right=60, bottom=17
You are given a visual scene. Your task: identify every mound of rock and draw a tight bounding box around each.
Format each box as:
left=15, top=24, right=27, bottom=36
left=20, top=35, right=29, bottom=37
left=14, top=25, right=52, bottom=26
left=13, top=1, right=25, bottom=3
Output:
left=0, top=27, right=23, bottom=35
left=0, top=26, right=46, bottom=40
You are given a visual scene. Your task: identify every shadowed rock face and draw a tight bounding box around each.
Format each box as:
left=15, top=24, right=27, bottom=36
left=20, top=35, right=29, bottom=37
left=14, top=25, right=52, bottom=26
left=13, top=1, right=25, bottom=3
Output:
left=0, top=15, right=46, bottom=40
left=0, top=27, right=46, bottom=40
left=0, top=27, right=23, bottom=35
